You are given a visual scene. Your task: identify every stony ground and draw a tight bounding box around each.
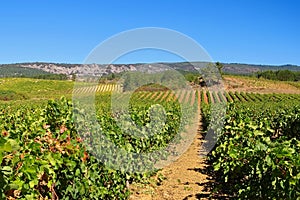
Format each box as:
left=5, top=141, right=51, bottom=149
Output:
left=129, top=107, right=213, bottom=200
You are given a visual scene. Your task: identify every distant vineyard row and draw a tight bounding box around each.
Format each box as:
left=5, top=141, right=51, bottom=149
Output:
left=73, top=84, right=300, bottom=105
left=72, top=84, right=122, bottom=93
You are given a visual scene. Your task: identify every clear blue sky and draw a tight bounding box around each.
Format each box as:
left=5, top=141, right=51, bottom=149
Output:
left=0, top=0, right=299, bottom=65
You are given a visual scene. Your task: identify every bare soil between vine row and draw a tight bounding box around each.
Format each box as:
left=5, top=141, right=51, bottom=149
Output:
left=129, top=107, right=213, bottom=199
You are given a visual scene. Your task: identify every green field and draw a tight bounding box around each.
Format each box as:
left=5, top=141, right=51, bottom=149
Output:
left=0, top=77, right=299, bottom=199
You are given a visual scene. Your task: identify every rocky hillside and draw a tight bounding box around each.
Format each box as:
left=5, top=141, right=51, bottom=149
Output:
left=0, top=63, right=139, bottom=78
left=1, top=62, right=300, bottom=78
left=19, top=63, right=138, bottom=77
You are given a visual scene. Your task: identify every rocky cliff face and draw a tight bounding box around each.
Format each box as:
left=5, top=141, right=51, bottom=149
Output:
left=19, top=63, right=138, bottom=76
left=5, top=62, right=300, bottom=77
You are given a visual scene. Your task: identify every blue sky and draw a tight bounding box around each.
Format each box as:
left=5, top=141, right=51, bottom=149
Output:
left=0, top=0, right=299, bottom=65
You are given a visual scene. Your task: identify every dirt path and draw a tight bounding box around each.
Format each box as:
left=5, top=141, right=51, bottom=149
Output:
left=130, top=98, right=210, bottom=200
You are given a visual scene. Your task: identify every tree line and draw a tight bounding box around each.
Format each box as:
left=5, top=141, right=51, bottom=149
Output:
left=256, top=70, right=300, bottom=81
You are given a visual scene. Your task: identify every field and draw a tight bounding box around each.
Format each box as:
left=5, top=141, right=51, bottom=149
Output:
left=224, top=75, right=300, bottom=94
left=0, top=76, right=299, bottom=199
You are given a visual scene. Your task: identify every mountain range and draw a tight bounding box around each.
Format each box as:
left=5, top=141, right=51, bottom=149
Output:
left=0, top=62, right=299, bottom=78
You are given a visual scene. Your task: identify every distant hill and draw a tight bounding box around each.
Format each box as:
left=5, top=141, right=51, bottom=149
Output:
left=0, top=63, right=67, bottom=79
left=221, top=63, right=300, bottom=75
left=153, top=62, right=300, bottom=75
left=0, top=62, right=300, bottom=78
left=0, top=64, right=51, bottom=77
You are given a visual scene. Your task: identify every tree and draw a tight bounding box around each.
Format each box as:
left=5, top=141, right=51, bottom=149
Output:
left=71, top=74, right=76, bottom=81
left=277, top=70, right=295, bottom=81
left=216, top=62, right=224, bottom=75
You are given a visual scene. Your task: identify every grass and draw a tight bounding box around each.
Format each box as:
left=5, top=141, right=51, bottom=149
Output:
left=288, top=81, right=300, bottom=89
left=0, top=78, right=74, bottom=99
left=0, top=78, right=120, bottom=106
left=0, top=90, right=27, bottom=101
left=223, top=75, right=300, bottom=92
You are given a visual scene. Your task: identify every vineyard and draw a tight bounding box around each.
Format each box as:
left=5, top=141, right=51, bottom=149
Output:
left=0, top=78, right=300, bottom=199
left=72, top=84, right=122, bottom=94
left=201, top=95, right=300, bottom=199
left=0, top=86, right=198, bottom=199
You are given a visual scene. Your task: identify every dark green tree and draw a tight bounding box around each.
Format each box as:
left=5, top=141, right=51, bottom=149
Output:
left=216, top=62, right=224, bottom=74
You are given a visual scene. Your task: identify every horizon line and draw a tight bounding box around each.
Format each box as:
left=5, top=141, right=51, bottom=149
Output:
left=0, top=61, right=299, bottom=67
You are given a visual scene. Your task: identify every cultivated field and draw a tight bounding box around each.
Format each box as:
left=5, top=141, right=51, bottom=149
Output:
left=0, top=76, right=299, bottom=199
